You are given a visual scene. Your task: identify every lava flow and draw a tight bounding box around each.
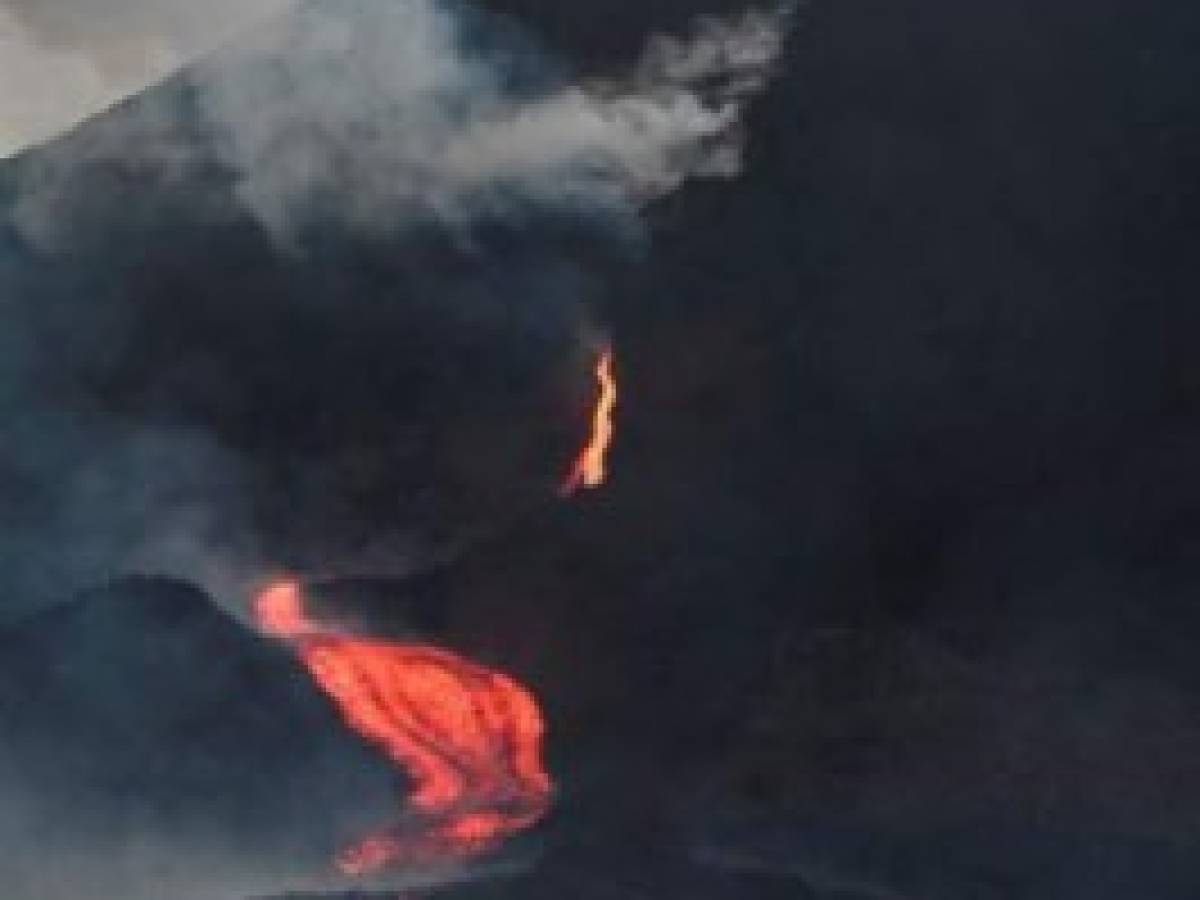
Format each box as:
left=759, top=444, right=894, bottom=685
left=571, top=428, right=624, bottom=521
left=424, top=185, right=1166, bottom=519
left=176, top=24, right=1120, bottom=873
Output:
left=560, top=346, right=617, bottom=497
left=254, top=579, right=553, bottom=877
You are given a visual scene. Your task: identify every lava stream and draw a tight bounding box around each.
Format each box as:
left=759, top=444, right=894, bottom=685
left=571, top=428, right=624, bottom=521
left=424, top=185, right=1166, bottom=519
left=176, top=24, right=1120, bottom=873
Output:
left=560, top=347, right=617, bottom=497
left=254, top=579, right=553, bottom=877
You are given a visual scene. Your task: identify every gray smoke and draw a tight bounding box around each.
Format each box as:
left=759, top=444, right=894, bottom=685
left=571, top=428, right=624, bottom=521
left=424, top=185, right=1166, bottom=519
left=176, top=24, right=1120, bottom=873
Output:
left=171, top=0, right=791, bottom=239
left=0, top=2, right=793, bottom=897
left=6, top=0, right=793, bottom=242
left=2, top=0, right=793, bottom=616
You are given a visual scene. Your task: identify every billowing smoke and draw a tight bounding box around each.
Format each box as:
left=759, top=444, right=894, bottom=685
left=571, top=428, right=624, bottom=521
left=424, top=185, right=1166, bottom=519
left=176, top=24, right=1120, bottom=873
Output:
left=1, top=0, right=792, bottom=619
left=9, top=0, right=792, bottom=242
left=192, top=0, right=791, bottom=238
left=1, top=5, right=790, bottom=891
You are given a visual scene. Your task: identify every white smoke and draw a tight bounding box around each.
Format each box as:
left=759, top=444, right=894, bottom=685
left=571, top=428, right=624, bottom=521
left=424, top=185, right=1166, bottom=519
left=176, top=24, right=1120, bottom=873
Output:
left=191, top=0, right=793, bottom=238
left=7, top=0, right=793, bottom=246
left=0, top=5, right=794, bottom=894
left=2, top=0, right=795, bottom=607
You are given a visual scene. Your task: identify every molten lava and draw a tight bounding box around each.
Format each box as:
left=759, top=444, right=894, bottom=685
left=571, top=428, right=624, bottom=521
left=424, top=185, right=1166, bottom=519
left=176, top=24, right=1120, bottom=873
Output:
left=254, top=579, right=552, bottom=877
left=560, top=346, right=617, bottom=497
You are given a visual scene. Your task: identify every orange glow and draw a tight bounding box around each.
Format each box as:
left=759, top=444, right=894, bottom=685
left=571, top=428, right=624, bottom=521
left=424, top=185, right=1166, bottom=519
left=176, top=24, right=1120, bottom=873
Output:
left=560, top=347, right=617, bottom=497
left=254, top=579, right=552, bottom=877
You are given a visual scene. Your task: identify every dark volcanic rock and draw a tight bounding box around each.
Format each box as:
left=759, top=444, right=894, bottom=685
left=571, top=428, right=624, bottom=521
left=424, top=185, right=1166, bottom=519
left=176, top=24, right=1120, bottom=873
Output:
left=692, top=822, right=1200, bottom=900
left=0, top=576, right=401, bottom=898
left=7, top=0, right=1200, bottom=897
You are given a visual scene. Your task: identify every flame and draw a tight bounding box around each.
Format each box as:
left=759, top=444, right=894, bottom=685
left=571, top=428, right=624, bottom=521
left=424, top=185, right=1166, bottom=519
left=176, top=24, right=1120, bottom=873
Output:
left=560, top=347, right=617, bottom=497
left=254, top=579, right=553, bottom=877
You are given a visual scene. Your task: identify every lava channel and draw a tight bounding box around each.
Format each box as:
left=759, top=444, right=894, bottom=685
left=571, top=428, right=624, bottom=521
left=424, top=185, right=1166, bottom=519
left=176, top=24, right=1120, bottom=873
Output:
left=560, top=346, right=617, bottom=497
left=254, top=578, right=553, bottom=877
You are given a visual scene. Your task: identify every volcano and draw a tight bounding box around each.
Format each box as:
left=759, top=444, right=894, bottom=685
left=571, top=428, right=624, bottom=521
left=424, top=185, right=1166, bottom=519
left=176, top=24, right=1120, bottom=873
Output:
left=8, top=0, right=1200, bottom=898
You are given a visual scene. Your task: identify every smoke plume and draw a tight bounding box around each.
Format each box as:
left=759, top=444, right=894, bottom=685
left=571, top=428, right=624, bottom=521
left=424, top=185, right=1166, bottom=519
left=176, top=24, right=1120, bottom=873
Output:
left=1, top=0, right=792, bottom=619
left=182, top=0, right=792, bottom=239
left=0, top=8, right=793, bottom=887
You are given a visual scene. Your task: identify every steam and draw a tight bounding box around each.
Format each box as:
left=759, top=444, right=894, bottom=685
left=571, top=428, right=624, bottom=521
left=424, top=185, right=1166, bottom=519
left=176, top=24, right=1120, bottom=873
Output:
left=0, top=424, right=262, bottom=619
left=8, top=0, right=792, bottom=241
left=2, top=0, right=793, bottom=616
left=192, top=0, right=793, bottom=239
left=0, top=2, right=794, bottom=895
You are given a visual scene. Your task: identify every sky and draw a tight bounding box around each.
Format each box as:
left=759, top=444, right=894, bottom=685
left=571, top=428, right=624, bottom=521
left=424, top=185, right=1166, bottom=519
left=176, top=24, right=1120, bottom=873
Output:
left=0, top=0, right=291, bottom=156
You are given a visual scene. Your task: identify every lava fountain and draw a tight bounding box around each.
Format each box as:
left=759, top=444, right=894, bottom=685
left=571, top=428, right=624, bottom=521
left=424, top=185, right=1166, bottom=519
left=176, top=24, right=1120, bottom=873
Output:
left=254, top=579, right=553, bottom=877
left=560, top=347, right=617, bottom=497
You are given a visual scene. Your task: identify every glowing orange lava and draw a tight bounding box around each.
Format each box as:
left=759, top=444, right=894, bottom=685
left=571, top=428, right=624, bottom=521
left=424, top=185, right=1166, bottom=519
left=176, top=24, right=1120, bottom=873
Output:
left=254, top=579, right=552, bottom=877
left=560, top=346, right=617, bottom=497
